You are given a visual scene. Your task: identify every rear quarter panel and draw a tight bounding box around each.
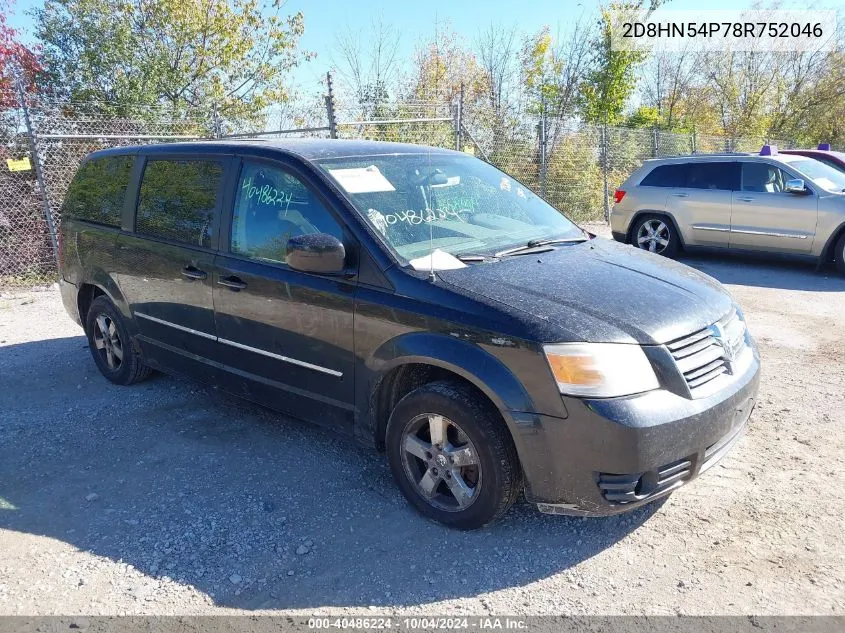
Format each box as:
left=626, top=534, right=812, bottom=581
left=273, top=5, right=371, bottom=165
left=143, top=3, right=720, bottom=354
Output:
left=610, top=164, right=670, bottom=239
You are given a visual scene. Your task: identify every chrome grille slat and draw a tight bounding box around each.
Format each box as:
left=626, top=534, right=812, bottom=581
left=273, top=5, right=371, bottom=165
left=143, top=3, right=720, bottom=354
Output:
left=687, top=365, right=728, bottom=388
left=666, top=329, right=711, bottom=351
left=685, top=358, right=726, bottom=381
left=670, top=336, right=714, bottom=359
left=675, top=345, right=724, bottom=374
left=667, top=310, right=747, bottom=395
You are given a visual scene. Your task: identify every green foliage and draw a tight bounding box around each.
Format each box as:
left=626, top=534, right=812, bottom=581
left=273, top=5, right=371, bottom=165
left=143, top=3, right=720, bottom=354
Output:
left=544, top=139, right=604, bottom=222
left=624, top=106, right=659, bottom=129
left=579, top=6, right=645, bottom=125
left=33, top=0, right=309, bottom=128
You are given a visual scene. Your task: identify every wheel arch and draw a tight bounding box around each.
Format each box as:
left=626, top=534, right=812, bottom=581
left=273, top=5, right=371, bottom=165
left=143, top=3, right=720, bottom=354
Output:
left=361, top=332, right=535, bottom=452
left=76, top=274, right=133, bottom=331
left=818, top=220, right=845, bottom=265
left=627, top=210, right=686, bottom=249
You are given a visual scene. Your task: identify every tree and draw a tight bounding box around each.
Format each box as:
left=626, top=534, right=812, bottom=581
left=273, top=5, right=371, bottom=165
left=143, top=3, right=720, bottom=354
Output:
left=407, top=20, right=489, bottom=105
left=0, top=0, right=40, bottom=107
left=640, top=48, right=699, bottom=130
left=475, top=23, right=520, bottom=120
left=579, top=4, right=650, bottom=125
left=332, top=17, right=401, bottom=119
left=33, top=0, right=309, bottom=127
left=520, top=20, right=593, bottom=121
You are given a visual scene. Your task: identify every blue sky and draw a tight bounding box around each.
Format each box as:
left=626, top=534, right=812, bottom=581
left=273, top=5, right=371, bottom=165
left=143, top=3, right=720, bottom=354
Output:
left=4, top=0, right=835, bottom=90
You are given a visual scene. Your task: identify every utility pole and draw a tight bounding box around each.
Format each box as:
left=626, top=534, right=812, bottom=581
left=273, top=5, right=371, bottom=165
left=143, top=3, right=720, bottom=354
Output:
left=325, top=72, right=337, bottom=139
left=17, top=76, right=59, bottom=264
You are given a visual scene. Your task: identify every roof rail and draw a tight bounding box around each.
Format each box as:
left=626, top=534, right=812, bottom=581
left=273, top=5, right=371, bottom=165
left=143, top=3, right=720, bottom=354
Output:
left=658, top=152, right=753, bottom=158
left=760, top=144, right=778, bottom=156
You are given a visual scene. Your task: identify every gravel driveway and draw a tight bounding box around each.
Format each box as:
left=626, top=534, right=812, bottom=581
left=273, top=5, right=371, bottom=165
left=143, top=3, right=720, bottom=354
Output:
left=1, top=230, right=844, bottom=616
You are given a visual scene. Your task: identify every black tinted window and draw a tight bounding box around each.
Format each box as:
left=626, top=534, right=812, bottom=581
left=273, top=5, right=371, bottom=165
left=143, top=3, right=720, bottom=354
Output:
left=640, top=164, right=688, bottom=188
left=231, top=161, right=343, bottom=264
left=63, top=156, right=133, bottom=226
left=686, top=162, right=738, bottom=191
left=136, top=159, right=223, bottom=247
left=741, top=163, right=789, bottom=193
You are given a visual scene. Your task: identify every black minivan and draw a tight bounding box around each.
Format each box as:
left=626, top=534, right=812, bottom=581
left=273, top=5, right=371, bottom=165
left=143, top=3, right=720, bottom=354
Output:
left=58, top=139, right=760, bottom=529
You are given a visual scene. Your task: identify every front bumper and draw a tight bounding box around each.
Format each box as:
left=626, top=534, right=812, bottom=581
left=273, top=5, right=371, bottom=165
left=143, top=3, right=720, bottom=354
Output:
left=512, top=342, right=761, bottom=516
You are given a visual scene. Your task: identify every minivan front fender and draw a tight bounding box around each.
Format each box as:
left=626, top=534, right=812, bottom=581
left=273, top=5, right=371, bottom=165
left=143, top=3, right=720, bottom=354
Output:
left=360, top=331, right=544, bottom=447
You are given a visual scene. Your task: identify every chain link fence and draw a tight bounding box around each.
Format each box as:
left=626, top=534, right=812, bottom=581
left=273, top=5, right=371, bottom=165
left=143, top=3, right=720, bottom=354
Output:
left=1, top=79, right=804, bottom=288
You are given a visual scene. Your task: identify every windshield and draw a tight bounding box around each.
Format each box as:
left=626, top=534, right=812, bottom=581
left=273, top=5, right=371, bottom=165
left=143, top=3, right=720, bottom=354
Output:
left=785, top=158, right=845, bottom=192
left=315, top=153, right=583, bottom=265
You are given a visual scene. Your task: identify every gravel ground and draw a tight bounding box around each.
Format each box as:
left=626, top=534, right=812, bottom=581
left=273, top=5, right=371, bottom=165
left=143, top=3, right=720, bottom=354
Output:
left=1, top=226, right=844, bottom=616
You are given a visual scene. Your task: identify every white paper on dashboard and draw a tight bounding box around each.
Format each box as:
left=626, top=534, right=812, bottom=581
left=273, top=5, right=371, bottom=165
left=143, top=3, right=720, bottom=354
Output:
left=328, top=166, right=396, bottom=193
left=408, top=249, right=467, bottom=271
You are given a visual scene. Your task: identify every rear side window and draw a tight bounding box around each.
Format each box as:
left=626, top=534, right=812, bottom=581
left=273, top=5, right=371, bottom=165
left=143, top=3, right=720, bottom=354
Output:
left=63, top=156, right=133, bottom=226
left=135, top=159, right=223, bottom=247
left=639, top=164, right=688, bottom=188
left=686, top=162, right=739, bottom=191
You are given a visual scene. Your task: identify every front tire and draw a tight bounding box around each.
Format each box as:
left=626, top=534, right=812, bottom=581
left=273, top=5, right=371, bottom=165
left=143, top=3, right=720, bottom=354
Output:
left=631, top=214, right=679, bottom=258
left=386, top=380, right=522, bottom=529
left=85, top=296, right=151, bottom=385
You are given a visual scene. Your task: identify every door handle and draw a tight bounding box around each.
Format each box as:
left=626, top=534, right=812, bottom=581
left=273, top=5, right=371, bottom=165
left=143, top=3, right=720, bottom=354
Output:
left=181, top=266, right=208, bottom=280
left=217, top=276, right=248, bottom=291
left=672, top=192, right=689, bottom=198
left=737, top=196, right=754, bottom=202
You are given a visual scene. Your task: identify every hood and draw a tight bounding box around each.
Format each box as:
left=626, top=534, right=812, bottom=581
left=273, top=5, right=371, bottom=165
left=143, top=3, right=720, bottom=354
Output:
left=437, top=238, right=733, bottom=345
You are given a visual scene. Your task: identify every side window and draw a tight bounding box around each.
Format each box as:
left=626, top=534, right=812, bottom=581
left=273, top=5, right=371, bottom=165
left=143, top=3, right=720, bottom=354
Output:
left=63, top=155, right=133, bottom=226
left=231, top=161, right=343, bottom=264
left=740, top=163, right=789, bottom=193
left=686, top=162, right=738, bottom=191
left=639, top=164, right=688, bottom=188
left=135, top=159, right=223, bottom=247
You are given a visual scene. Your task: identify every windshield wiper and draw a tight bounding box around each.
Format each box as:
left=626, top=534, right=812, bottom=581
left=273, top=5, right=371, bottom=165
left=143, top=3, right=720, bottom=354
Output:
left=455, top=254, right=489, bottom=262
left=494, top=236, right=588, bottom=258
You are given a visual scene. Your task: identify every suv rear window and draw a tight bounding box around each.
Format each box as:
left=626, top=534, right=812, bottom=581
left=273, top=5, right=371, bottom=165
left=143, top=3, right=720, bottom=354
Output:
left=135, top=159, right=223, bottom=247
left=639, top=164, right=687, bottom=188
left=686, top=162, right=739, bottom=191
left=63, top=155, right=133, bottom=227
left=640, top=162, right=739, bottom=190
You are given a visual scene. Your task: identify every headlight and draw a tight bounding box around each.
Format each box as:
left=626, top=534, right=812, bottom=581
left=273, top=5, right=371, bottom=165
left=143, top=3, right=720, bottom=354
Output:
left=543, top=343, right=660, bottom=398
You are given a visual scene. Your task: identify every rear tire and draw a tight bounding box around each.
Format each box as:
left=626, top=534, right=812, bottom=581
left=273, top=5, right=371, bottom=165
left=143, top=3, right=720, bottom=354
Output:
left=834, top=232, right=845, bottom=276
left=386, top=380, right=522, bottom=529
left=85, top=296, right=151, bottom=385
left=631, top=214, right=680, bottom=258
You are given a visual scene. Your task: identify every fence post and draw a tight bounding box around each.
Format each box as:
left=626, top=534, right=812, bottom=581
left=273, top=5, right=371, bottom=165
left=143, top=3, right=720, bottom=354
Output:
left=538, top=94, right=547, bottom=198
left=601, top=123, right=610, bottom=222
left=691, top=128, right=697, bottom=154
left=16, top=77, right=58, bottom=266
left=325, top=71, right=337, bottom=139
left=651, top=126, right=659, bottom=158
left=454, top=83, right=464, bottom=152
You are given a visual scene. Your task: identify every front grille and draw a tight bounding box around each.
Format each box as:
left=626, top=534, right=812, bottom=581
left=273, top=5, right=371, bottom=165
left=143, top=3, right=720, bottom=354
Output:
left=667, top=309, right=746, bottom=392
left=598, top=457, right=693, bottom=504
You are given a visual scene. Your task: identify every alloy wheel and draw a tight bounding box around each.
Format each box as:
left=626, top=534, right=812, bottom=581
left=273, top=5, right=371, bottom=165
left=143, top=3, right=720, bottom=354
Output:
left=400, top=413, right=482, bottom=512
left=636, top=219, right=671, bottom=254
left=92, top=313, right=124, bottom=371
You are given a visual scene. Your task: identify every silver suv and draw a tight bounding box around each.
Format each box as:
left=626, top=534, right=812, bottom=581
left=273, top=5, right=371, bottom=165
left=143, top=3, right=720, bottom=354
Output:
left=610, top=148, right=845, bottom=275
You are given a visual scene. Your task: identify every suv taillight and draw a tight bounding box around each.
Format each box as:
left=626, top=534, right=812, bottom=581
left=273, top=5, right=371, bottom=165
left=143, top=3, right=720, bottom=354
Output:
left=614, top=190, right=626, bottom=204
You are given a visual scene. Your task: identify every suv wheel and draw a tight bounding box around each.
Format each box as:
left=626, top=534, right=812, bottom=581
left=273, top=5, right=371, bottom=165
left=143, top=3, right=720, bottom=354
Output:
left=386, top=380, right=522, bottom=529
left=835, top=232, right=845, bottom=276
left=85, top=296, right=152, bottom=385
left=631, top=214, right=679, bottom=257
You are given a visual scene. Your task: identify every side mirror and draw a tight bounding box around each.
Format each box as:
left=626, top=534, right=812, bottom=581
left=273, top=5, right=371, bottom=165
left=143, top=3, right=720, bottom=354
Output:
left=286, top=233, right=346, bottom=274
left=784, top=178, right=808, bottom=194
